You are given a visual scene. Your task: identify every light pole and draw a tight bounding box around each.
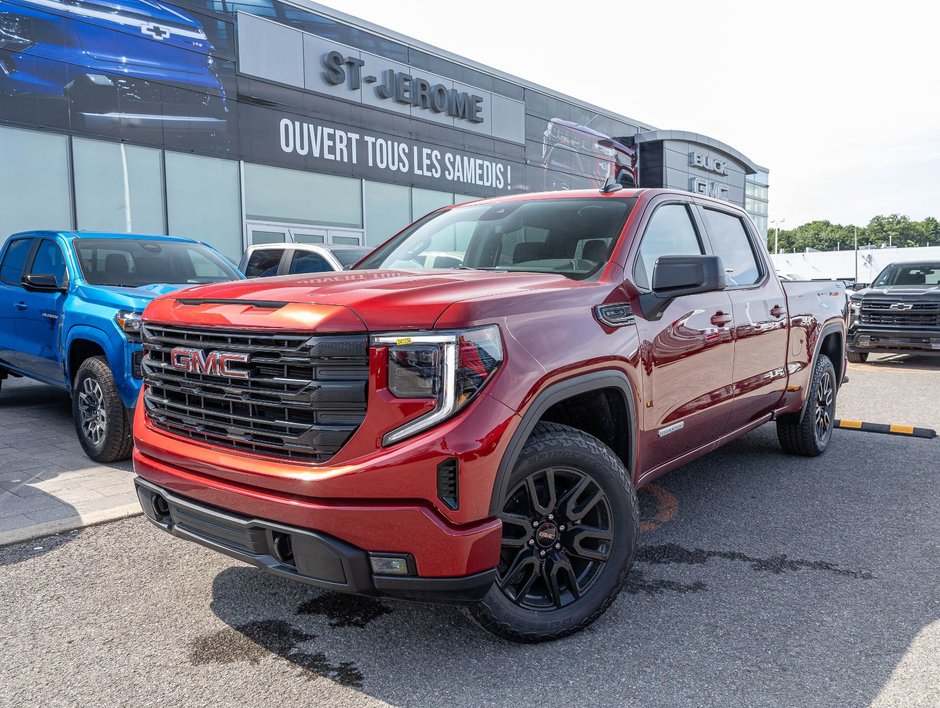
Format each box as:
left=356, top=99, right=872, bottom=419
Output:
left=770, top=217, right=786, bottom=255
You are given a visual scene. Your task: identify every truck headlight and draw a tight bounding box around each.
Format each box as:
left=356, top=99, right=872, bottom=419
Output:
left=372, top=325, right=503, bottom=445
left=115, top=310, right=143, bottom=341
left=849, top=301, right=861, bottom=324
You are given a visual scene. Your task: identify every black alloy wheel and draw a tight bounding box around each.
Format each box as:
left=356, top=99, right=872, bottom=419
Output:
left=777, top=354, right=837, bottom=457
left=497, top=467, right=613, bottom=610
left=813, top=368, right=835, bottom=447
left=469, top=422, right=638, bottom=642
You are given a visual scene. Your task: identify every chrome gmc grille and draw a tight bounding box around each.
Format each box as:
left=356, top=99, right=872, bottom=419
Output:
left=859, top=301, right=940, bottom=329
left=141, top=324, right=369, bottom=462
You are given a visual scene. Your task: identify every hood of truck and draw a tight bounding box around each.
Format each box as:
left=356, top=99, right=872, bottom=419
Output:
left=150, top=269, right=584, bottom=331
left=76, top=282, right=198, bottom=311
left=853, top=284, right=940, bottom=301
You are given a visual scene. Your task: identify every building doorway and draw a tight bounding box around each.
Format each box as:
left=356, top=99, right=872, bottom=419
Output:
left=246, top=222, right=364, bottom=247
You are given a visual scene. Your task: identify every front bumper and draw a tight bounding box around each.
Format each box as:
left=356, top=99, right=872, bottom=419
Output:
left=848, top=327, right=940, bottom=355
left=135, top=476, right=497, bottom=603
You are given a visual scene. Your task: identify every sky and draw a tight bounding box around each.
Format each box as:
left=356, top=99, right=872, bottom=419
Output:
left=317, top=0, right=940, bottom=229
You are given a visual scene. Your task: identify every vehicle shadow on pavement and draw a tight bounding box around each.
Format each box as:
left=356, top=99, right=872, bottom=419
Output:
left=201, top=426, right=938, bottom=707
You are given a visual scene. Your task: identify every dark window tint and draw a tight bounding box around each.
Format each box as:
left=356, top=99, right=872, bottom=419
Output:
left=873, top=264, right=940, bottom=287
left=358, top=198, right=635, bottom=281
left=701, top=209, right=762, bottom=286
left=29, top=240, right=67, bottom=284
left=74, top=239, right=240, bottom=286
left=0, top=238, right=33, bottom=285
left=244, top=249, right=283, bottom=277
left=635, top=204, right=703, bottom=290
left=288, top=251, right=331, bottom=275
left=331, top=248, right=371, bottom=268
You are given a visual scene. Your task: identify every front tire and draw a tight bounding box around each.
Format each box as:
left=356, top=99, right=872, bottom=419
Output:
left=847, top=351, right=868, bottom=363
left=777, top=354, right=837, bottom=456
left=72, top=356, right=133, bottom=463
left=469, top=422, right=638, bottom=642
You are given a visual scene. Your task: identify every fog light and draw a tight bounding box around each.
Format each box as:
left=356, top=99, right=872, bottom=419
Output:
left=369, top=554, right=411, bottom=576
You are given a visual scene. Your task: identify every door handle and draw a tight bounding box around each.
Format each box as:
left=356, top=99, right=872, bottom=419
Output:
left=14, top=302, right=28, bottom=311
left=770, top=305, right=785, bottom=318
left=710, top=311, right=733, bottom=327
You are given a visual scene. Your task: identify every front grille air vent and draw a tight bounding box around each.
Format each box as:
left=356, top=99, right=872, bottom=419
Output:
left=141, top=324, right=369, bottom=462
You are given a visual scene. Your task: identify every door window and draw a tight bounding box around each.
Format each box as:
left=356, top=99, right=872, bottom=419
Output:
left=244, top=249, right=284, bottom=277
left=28, top=240, right=67, bottom=285
left=701, top=209, right=762, bottom=286
left=634, top=204, right=703, bottom=290
left=0, top=238, right=33, bottom=285
left=288, top=251, right=332, bottom=274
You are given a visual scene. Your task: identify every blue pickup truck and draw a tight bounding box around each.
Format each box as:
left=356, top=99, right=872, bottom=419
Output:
left=0, top=232, right=243, bottom=462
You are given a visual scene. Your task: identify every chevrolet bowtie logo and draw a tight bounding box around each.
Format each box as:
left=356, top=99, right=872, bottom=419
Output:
left=142, top=23, right=171, bottom=40
left=890, top=303, right=913, bottom=311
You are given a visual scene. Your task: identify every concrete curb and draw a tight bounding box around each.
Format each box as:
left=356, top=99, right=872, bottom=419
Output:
left=0, top=504, right=143, bottom=548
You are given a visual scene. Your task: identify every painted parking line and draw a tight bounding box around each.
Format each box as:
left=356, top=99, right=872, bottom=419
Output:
left=834, top=419, right=937, bottom=439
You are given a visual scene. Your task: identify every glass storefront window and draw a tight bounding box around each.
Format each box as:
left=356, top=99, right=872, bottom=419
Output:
left=245, top=164, right=362, bottom=229
left=364, top=181, right=411, bottom=247
left=165, top=152, right=242, bottom=262
left=73, top=138, right=165, bottom=235
left=0, top=126, right=72, bottom=240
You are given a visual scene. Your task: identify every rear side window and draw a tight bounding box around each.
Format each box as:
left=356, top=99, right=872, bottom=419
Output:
left=634, top=204, right=703, bottom=290
left=244, top=249, right=283, bottom=277
left=28, top=240, right=67, bottom=285
left=0, top=238, right=33, bottom=285
left=288, top=251, right=331, bottom=275
left=701, top=209, right=762, bottom=286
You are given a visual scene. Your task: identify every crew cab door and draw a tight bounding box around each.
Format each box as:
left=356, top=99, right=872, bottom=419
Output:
left=696, top=205, right=788, bottom=429
left=630, top=200, right=735, bottom=473
left=0, top=236, right=37, bottom=372
left=16, top=239, right=69, bottom=384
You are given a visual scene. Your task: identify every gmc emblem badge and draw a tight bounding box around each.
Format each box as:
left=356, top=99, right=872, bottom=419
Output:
left=169, top=347, right=250, bottom=379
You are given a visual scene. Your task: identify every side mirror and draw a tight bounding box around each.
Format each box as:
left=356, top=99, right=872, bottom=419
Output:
left=22, top=273, right=65, bottom=293
left=639, top=255, right=726, bottom=320
left=851, top=282, right=868, bottom=291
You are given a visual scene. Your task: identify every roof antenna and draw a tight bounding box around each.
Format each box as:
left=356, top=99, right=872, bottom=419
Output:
left=601, top=175, right=623, bottom=194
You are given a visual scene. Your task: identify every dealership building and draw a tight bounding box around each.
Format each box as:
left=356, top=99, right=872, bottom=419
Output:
left=0, top=0, right=769, bottom=262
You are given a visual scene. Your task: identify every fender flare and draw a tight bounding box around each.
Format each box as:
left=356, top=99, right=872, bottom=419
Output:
left=65, top=324, right=117, bottom=382
left=797, top=320, right=845, bottom=423
left=488, top=370, right=638, bottom=516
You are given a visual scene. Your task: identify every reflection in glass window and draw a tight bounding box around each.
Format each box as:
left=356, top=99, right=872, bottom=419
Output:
left=73, top=138, right=165, bottom=234
left=364, top=181, right=412, bottom=246
left=165, top=152, right=242, bottom=261
left=245, top=164, right=362, bottom=229
left=0, top=238, right=33, bottom=285
left=29, top=240, right=67, bottom=284
left=702, top=209, right=762, bottom=286
left=635, top=204, right=703, bottom=290
left=0, top=126, right=71, bottom=239
left=288, top=251, right=331, bottom=274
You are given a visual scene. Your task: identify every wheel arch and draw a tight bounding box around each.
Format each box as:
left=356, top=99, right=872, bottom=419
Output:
left=797, top=320, right=845, bottom=423
left=66, top=326, right=113, bottom=385
left=489, top=371, right=638, bottom=516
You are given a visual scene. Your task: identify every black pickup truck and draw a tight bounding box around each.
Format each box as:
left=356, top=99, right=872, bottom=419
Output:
left=848, top=261, right=940, bottom=361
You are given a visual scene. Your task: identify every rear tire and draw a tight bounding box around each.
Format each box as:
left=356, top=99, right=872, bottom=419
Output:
left=847, top=351, right=868, bottom=363
left=469, top=422, right=638, bottom=642
left=72, top=356, right=133, bottom=463
left=777, top=354, right=837, bottom=457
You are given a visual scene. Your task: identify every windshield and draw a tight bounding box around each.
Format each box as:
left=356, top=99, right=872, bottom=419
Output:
left=332, top=247, right=372, bottom=268
left=872, top=264, right=940, bottom=288
left=74, top=239, right=241, bottom=287
left=356, top=197, right=636, bottom=280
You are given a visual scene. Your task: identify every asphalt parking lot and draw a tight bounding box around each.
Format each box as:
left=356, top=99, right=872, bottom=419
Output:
left=1, top=355, right=938, bottom=707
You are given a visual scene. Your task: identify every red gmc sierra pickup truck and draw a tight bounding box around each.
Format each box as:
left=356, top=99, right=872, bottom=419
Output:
left=133, top=188, right=848, bottom=642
